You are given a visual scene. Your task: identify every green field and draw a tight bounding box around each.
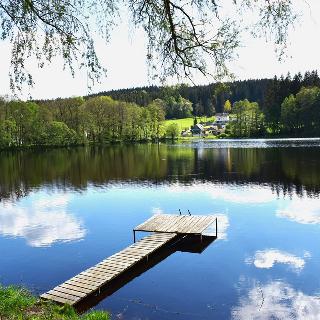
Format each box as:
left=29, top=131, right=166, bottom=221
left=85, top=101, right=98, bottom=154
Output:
left=164, top=116, right=215, bottom=131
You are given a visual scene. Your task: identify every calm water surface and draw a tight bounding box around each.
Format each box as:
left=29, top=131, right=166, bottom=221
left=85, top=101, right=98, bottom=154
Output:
left=1, top=139, right=320, bottom=319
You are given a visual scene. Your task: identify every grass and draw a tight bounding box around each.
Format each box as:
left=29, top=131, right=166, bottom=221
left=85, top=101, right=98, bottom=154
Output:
left=0, top=285, right=110, bottom=320
left=164, top=116, right=215, bottom=131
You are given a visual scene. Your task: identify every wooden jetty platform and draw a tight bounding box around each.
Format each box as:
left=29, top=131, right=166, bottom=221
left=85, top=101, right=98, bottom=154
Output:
left=41, top=214, right=217, bottom=306
left=133, top=214, right=217, bottom=241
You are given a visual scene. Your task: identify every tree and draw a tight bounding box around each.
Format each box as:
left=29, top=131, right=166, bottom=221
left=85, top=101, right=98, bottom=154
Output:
left=46, top=121, right=78, bottom=146
left=281, top=86, right=320, bottom=136
left=230, top=99, right=265, bottom=137
left=194, top=102, right=203, bottom=116
left=264, top=76, right=281, bottom=133
left=0, top=119, right=17, bottom=148
left=147, top=99, right=166, bottom=140
left=164, top=95, right=193, bottom=119
left=83, top=96, right=115, bottom=142
left=281, top=94, right=299, bottom=134
left=5, top=101, right=41, bottom=145
left=207, top=98, right=216, bottom=116
left=224, top=100, right=232, bottom=113
left=0, top=0, right=297, bottom=92
left=166, top=123, right=180, bottom=140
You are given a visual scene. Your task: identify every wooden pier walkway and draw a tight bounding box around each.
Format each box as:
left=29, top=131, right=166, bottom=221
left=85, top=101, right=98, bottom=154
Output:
left=41, top=214, right=217, bottom=306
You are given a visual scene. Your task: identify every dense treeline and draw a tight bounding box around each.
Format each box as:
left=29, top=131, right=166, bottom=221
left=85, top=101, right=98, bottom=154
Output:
left=262, top=71, right=320, bottom=133
left=1, top=70, right=320, bottom=149
left=94, top=70, right=320, bottom=137
left=0, top=96, right=166, bottom=148
left=228, top=85, right=320, bottom=137
left=89, top=86, right=195, bottom=119
left=97, top=70, right=320, bottom=119
left=91, top=80, right=271, bottom=116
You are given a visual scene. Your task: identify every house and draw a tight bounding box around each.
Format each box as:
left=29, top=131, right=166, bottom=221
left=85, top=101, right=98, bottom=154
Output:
left=215, top=113, right=230, bottom=124
left=207, top=124, right=226, bottom=135
left=191, top=124, right=205, bottom=136
left=207, top=125, right=219, bottom=135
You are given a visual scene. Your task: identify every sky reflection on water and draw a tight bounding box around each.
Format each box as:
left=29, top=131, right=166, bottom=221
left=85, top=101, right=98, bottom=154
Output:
left=0, top=143, right=320, bottom=319
left=0, top=193, right=86, bottom=247
left=245, top=249, right=310, bottom=272
left=232, top=280, right=320, bottom=320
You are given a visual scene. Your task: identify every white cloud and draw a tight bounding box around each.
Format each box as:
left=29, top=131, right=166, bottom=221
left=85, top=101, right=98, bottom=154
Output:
left=0, top=195, right=86, bottom=247
left=232, top=281, right=320, bottom=320
left=168, top=183, right=276, bottom=204
left=246, top=249, right=309, bottom=272
left=277, top=198, right=320, bottom=224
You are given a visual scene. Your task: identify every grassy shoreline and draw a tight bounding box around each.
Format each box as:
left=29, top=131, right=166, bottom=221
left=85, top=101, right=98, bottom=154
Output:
left=0, top=285, right=109, bottom=320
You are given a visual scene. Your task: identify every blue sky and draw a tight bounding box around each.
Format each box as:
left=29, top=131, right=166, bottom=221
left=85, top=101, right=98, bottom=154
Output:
left=0, top=0, right=320, bottom=99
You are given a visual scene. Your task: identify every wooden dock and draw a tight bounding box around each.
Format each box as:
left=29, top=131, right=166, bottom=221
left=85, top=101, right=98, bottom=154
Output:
left=133, top=214, right=217, bottom=241
left=41, top=214, right=217, bottom=306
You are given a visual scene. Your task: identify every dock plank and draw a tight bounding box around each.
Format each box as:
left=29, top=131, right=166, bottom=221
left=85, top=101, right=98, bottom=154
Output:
left=51, top=286, right=87, bottom=298
left=59, top=283, right=92, bottom=294
left=41, top=232, right=177, bottom=306
left=47, top=290, right=79, bottom=302
left=66, top=278, right=100, bottom=289
left=41, top=293, right=74, bottom=305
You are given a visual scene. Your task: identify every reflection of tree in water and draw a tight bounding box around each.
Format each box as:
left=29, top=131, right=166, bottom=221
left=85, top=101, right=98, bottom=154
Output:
left=0, top=144, right=320, bottom=201
left=280, top=148, right=320, bottom=195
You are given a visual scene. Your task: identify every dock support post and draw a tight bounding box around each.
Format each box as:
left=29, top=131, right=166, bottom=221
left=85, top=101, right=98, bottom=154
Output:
left=133, top=230, right=136, bottom=243
left=216, top=218, right=218, bottom=238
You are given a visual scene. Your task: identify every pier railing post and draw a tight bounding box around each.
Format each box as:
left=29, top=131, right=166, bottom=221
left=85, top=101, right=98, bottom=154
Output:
left=133, top=230, right=136, bottom=243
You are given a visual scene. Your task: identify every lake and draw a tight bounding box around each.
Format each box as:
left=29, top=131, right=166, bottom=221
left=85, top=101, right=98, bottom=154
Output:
left=1, top=139, right=320, bottom=319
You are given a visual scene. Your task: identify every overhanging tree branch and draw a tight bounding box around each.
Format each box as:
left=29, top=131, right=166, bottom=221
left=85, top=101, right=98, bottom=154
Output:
left=0, top=0, right=297, bottom=93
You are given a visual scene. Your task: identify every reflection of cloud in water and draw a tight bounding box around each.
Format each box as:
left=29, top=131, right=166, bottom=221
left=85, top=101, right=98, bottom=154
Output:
left=246, top=249, right=309, bottom=272
left=168, top=183, right=275, bottom=204
left=232, top=281, right=320, bottom=320
left=0, top=195, right=86, bottom=247
left=204, top=214, right=229, bottom=240
left=151, top=208, right=229, bottom=240
left=152, top=207, right=164, bottom=215
left=277, top=198, right=320, bottom=224
left=211, top=187, right=274, bottom=204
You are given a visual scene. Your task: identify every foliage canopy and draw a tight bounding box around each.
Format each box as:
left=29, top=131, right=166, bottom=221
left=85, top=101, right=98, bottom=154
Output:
left=0, top=0, right=297, bottom=91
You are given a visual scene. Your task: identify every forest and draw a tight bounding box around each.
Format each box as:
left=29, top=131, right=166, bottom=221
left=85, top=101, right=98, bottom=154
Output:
left=0, top=70, right=320, bottom=149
